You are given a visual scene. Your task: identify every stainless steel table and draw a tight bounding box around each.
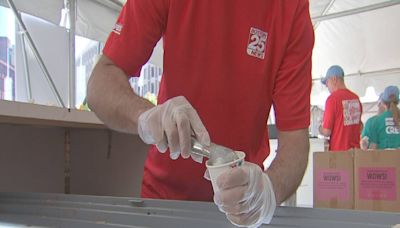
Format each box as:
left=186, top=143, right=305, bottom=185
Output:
left=0, top=192, right=398, bottom=227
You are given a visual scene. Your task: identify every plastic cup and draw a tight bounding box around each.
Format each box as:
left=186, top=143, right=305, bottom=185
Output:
left=206, top=151, right=245, bottom=192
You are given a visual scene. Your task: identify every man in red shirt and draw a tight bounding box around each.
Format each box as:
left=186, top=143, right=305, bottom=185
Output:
left=87, top=0, right=314, bottom=227
left=319, top=65, right=363, bottom=151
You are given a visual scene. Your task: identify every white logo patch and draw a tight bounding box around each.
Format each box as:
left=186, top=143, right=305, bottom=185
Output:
left=385, top=117, right=400, bottom=134
left=247, top=27, right=267, bottom=59
left=113, top=23, right=123, bottom=35
left=342, top=99, right=361, bottom=126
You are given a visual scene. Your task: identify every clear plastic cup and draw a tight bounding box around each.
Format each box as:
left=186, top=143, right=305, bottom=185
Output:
left=206, top=151, right=246, bottom=192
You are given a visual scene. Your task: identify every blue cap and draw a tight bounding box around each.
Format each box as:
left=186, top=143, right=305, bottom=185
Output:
left=321, top=65, right=344, bottom=85
left=382, top=85, right=399, bottom=103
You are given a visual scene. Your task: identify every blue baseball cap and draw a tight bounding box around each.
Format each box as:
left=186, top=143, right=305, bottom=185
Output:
left=321, top=65, right=344, bottom=85
left=382, top=85, right=399, bottom=103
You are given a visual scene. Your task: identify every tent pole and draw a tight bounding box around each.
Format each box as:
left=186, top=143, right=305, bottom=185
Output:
left=313, top=0, right=336, bottom=30
left=67, top=0, right=76, bottom=109
left=20, top=31, right=32, bottom=101
left=312, top=0, right=400, bottom=22
left=6, top=0, right=66, bottom=108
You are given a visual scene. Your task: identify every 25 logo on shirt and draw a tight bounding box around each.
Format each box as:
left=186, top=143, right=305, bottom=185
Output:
left=247, top=27, right=268, bottom=60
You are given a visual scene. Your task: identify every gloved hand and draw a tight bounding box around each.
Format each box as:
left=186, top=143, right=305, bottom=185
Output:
left=360, top=136, right=369, bottom=150
left=213, top=162, right=276, bottom=227
left=138, top=96, right=210, bottom=163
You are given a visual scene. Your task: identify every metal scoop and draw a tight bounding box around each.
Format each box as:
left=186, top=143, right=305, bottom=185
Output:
left=191, top=137, right=239, bottom=165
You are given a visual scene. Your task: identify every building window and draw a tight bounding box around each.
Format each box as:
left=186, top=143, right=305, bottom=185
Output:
left=0, top=6, right=16, bottom=101
left=128, top=63, right=162, bottom=105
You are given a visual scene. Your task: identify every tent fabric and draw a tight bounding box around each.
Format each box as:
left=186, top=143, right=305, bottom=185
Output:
left=76, top=0, right=119, bottom=43
left=0, top=0, right=64, bottom=26
left=311, top=1, right=400, bottom=107
left=1, top=0, right=399, bottom=108
left=0, top=0, right=120, bottom=42
left=313, top=4, right=400, bottom=77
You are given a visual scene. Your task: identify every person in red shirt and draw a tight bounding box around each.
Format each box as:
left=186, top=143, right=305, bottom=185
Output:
left=319, top=65, right=363, bottom=151
left=87, top=0, right=314, bottom=227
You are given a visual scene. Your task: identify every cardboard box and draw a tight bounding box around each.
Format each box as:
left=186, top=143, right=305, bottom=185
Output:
left=313, top=151, right=354, bottom=209
left=354, top=149, right=400, bottom=212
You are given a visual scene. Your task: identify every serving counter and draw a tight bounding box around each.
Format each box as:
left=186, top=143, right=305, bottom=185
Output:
left=0, top=192, right=398, bottom=228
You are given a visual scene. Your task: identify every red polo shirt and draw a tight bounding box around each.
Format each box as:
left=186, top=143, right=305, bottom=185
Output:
left=103, top=0, right=314, bottom=201
left=323, top=89, right=362, bottom=151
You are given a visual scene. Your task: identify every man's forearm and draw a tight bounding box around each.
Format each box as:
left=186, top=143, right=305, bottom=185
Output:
left=266, top=128, right=309, bottom=204
left=319, top=125, right=331, bottom=137
left=87, top=55, right=154, bottom=134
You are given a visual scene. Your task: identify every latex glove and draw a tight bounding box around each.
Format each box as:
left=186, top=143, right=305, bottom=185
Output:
left=138, top=96, right=210, bottom=163
left=213, top=162, right=276, bottom=227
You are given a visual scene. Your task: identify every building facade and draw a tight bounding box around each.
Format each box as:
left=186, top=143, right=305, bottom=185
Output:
left=130, top=63, right=162, bottom=103
left=0, top=36, right=15, bottom=100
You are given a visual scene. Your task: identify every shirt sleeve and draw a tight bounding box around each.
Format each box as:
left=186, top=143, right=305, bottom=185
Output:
left=102, top=0, right=168, bottom=76
left=361, top=118, right=371, bottom=138
left=322, top=96, right=335, bottom=131
left=273, top=0, right=315, bottom=131
left=361, top=116, right=375, bottom=138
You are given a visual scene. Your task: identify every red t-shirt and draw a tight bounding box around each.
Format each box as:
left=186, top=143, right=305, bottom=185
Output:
left=103, top=0, right=314, bottom=201
left=323, top=89, right=362, bottom=151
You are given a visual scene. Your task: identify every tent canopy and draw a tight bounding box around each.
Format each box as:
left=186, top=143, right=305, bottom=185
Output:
left=311, top=0, right=400, bottom=108
left=1, top=0, right=399, bottom=109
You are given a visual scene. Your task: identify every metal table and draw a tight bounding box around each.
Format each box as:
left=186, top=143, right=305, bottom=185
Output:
left=0, top=192, right=398, bottom=227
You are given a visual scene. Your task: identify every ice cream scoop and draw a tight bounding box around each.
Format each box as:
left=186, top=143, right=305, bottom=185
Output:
left=190, top=137, right=239, bottom=165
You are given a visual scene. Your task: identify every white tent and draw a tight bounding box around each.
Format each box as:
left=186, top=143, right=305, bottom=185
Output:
left=1, top=0, right=399, bottom=115
left=311, top=0, right=400, bottom=112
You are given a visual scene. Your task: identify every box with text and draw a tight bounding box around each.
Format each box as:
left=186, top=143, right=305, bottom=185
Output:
left=313, top=151, right=354, bottom=209
left=354, top=149, right=400, bottom=212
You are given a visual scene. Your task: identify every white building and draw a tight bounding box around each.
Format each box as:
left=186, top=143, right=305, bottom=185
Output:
left=130, top=63, right=162, bottom=99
